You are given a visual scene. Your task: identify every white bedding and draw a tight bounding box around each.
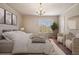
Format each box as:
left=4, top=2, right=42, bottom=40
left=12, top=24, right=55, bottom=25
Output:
left=3, top=31, right=32, bottom=54
left=3, top=31, right=53, bottom=54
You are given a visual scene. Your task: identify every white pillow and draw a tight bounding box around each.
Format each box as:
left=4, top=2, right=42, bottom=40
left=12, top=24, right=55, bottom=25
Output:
left=65, top=39, right=72, bottom=51
left=57, top=36, right=63, bottom=43
left=2, top=31, right=15, bottom=40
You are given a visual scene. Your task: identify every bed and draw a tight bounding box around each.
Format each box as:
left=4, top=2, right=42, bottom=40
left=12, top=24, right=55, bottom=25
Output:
left=0, top=24, right=54, bottom=55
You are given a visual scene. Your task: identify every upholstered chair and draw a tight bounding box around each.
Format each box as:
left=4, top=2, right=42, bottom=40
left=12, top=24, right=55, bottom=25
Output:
left=57, top=33, right=66, bottom=45
left=72, top=35, right=79, bottom=54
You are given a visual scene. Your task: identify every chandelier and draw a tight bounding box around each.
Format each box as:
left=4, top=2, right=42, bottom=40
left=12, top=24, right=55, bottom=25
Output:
left=36, top=3, right=45, bottom=16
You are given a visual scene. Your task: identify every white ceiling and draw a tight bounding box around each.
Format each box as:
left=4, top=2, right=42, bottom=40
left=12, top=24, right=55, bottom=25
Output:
left=7, top=3, right=74, bottom=16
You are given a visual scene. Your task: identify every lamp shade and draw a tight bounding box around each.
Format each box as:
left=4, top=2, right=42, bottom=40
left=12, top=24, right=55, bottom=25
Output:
left=20, top=27, right=24, bottom=31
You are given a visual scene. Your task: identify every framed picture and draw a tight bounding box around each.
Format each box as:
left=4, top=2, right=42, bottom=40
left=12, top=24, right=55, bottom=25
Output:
left=0, top=8, right=4, bottom=24
left=13, top=14, right=17, bottom=25
left=5, top=10, right=11, bottom=25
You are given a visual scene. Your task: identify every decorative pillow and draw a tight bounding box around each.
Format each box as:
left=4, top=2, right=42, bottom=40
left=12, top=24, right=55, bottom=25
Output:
left=57, top=36, right=63, bottom=43
left=68, top=32, right=75, bottom=40
left=65, top=39, right=72, bottom=51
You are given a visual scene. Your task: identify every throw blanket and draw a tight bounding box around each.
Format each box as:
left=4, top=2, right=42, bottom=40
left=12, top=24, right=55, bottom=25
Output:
left=30, top=33, right=47, bottom=43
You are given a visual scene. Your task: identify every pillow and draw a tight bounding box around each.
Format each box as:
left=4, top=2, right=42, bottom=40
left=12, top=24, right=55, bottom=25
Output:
left=57, top=36, right=63, bottom=43
left=2, top=29, right=19, bottom=40
left=2, top=31, right=15, bottom=40
left=65, top=39, right=72, bottom=51
left=68, top=32, right=75, bottom=40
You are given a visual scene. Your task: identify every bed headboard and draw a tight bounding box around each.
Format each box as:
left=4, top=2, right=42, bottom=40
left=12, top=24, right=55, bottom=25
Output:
left=0, top=24, right=18, bottom=35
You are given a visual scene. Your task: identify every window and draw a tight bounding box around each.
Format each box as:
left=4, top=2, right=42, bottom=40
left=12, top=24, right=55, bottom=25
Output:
left=68, top=19, right=76, bottom=29
left=39, top=19, right=53, bottom=33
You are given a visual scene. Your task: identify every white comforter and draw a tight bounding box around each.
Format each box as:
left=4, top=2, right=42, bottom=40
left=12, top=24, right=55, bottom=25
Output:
left=3, top=31, right=32, bottom=54
left=12, top=31, right=32, bottom=53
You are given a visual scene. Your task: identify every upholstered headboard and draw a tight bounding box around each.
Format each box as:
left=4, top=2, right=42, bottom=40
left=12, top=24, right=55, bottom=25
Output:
left=0, top=24, right=18, bottom=38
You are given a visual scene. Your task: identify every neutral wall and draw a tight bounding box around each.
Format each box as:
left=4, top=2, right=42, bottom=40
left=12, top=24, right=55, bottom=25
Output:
left=59, top=4, right=79, bottom=34
left=22, top=16, right=59, bottom=33
left=68, top=16, right=79, bottom=29
left=0, top=3, right=23, bottom=29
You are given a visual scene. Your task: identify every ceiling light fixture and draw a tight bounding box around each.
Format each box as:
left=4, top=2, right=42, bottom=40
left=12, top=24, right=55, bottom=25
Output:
left=36, top=3, right=45, bottom=16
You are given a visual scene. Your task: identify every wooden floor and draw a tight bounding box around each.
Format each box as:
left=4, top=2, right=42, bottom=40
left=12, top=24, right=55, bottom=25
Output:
left=51, top=38, right=72, bottom=55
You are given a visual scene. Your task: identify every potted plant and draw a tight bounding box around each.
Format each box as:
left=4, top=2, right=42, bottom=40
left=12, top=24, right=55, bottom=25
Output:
left=51, top=22, right=58, bottom=38
left=51, top=22, right=58, bottom=31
